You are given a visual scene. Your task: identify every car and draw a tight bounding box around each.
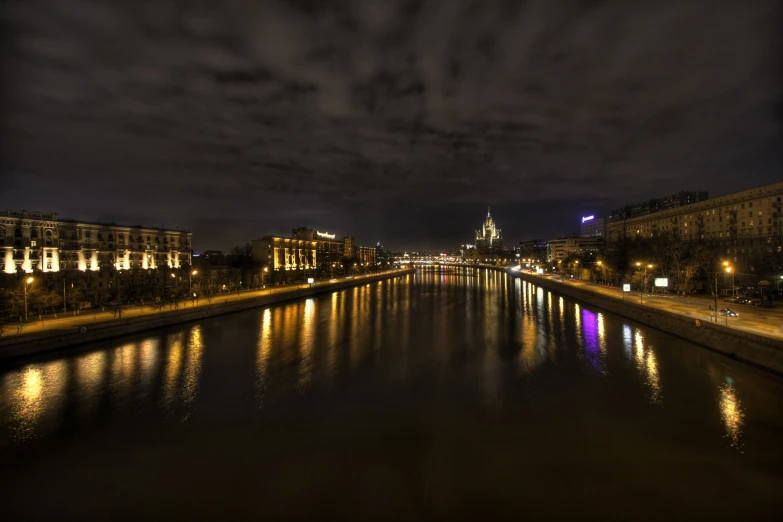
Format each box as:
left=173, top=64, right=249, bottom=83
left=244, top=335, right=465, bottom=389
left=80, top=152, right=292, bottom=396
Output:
left=717, top=308, right=739, bottom=317
left=749, top=299, right=773, bottom=308
left=723, top=297, right=740, bottom=304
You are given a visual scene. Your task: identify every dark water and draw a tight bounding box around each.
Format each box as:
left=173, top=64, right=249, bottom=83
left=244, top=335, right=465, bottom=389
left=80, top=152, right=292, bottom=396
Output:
left=1, top=268, right=782, bottom=521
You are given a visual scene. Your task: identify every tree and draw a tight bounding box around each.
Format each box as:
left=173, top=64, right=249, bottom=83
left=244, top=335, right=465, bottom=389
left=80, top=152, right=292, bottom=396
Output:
left=37, top=290, right=63, bottom=318
left=67, top=287, right=86, bottom=315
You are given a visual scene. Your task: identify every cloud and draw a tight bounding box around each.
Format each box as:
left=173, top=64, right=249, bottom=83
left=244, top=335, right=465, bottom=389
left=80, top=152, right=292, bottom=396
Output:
left=1, top=0, right=780, bottom=250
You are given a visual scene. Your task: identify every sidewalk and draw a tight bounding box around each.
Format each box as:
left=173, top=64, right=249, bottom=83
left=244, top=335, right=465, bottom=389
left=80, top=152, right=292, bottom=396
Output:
left=2, top=271, right=405, bottom=340
left=522, top=270, right=783, bottom=340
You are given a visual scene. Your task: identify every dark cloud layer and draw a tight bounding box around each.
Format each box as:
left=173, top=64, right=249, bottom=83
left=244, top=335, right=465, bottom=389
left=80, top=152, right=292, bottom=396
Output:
left=1, top=0, right=781, bottom=251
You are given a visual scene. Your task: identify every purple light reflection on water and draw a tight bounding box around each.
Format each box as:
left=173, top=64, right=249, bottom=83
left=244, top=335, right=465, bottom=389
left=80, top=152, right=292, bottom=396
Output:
left=581, top=308, right=601, bottom=372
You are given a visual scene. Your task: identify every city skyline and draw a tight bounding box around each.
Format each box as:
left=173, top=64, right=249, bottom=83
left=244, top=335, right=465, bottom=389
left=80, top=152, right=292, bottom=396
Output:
left=2, top=1, right=781, bottom=252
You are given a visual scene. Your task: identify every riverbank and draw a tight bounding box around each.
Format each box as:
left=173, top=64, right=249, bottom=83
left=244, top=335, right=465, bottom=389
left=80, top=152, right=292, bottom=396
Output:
left=504, top=269, right=783, bottom=375
left=0, top=268, right=414, bottom=361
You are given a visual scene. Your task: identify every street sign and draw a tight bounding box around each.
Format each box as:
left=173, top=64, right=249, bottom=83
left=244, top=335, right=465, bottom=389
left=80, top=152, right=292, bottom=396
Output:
left=623, top=284, right=631, bottom=292
left=759, top=280, right=770, bottom=286
left=307, top=278, right=315, bottom=284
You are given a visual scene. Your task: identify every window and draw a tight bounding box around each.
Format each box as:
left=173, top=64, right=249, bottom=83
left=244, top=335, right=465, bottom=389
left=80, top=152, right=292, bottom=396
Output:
left=46, top=263, right=52, bottom=270
left=46, top=252, right=52, bottom=258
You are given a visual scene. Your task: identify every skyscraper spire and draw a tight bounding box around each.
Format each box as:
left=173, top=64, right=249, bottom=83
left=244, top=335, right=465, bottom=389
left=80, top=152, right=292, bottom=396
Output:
left=487, top=206, right=491, bottom=217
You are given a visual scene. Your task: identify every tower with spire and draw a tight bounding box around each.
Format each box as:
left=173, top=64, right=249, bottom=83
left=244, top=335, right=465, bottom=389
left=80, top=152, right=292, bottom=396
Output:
left=475, top=207, right=502, bottom=254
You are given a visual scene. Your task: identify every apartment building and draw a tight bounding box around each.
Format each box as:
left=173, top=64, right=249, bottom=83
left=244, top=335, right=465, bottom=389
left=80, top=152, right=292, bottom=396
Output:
left=606, top=182, right=783, bottom=261
left=0, top=210, right=192, bottom=275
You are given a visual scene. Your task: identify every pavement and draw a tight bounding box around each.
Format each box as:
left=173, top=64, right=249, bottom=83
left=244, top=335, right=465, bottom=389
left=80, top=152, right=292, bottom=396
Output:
left=2, top=270, right=407, bottom=340
left=518, top=270, right=783, bottom=340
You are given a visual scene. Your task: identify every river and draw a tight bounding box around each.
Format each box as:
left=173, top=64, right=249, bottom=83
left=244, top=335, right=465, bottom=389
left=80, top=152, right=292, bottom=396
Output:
left=1, top=267, right=782, bottom=520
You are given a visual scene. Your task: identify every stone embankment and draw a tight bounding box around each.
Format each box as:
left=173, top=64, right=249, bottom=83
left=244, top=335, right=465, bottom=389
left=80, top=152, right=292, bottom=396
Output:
left=510, top=270, right=783, bottom=375
left=0, top=269, right=415, bottom=361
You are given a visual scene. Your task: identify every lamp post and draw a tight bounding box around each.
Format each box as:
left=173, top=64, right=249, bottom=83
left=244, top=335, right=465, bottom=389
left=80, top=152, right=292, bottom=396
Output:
left=636, top=262, right=653, bottom=303
left=24, top=276, right=34, bottom=321
left=189, top=269, right=197, bottom=293
left=723, top=261, right=734, bottom=298
left=263, top=267, right=268, bottom=288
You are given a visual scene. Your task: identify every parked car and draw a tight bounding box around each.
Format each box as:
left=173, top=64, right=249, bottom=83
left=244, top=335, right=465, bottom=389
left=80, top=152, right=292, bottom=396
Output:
left=724, top=297, right=741, bottom=304
left=717, top=308, right=739, bottom=317
left=748, top=299, right=773, bottom=308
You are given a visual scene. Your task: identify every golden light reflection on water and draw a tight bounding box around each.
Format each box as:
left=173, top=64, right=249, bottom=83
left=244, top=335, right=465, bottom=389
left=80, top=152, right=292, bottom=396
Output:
left=349, top=286, right=361, bottom=369
left=4, top=361, right=67, bottom=442
left=163, top=333, right=185, bottom=409
left=597, top=313, right=607, bottom=355
left=633, top=330, right=662, bottom=404
left=718, top=381, right=745, bottom=451
left=110, top=342, right=138, bottom=403
left=181, top=325, right=204, bottom=404
left=139, top=339, right=159, bottom=391
left=76, top=351, right=106, bottom=414
left=297, top=299, right=315, bottom=393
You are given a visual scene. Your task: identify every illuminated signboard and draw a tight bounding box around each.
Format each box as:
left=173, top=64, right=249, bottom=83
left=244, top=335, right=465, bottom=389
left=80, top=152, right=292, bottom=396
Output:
left=316, top=231, right=335, bottom=239
left=654, top=278, right=669, bottom=287
left=582, top=215, right=595, bottom=223
left=307, top=277, right=315, bottom=284
left=622, top=284, right=631, bottom=292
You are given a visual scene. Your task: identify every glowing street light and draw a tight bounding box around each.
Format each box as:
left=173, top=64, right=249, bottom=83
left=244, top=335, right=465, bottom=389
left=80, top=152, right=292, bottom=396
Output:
left=24, top=276, right=34, bottom=321
left=189, top=269, right=198, bottom=293
left=724, top=261, right=735, bottom=298
left=636, top=262, right=653, bottom=303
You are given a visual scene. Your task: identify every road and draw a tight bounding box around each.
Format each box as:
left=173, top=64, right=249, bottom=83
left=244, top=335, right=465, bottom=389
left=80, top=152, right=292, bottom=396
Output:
left=2, top=270, right=407, bottom=339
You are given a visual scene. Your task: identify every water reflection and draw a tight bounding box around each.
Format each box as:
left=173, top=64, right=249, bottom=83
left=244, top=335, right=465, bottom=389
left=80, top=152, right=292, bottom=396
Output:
left=0, top=266, right=777, bottom=474
left=76, top=351, right=106, bottom=414
left=181, top=325, right=204, bottom=405
left=633, top=330, right=662, bottom=404
left=2, top=360, right=67, bottom=443
left=718, top=379, right=745, bottom=451
left=298, top=299, right=315, bottom=393
left=162, top=333, right=185, bottom=411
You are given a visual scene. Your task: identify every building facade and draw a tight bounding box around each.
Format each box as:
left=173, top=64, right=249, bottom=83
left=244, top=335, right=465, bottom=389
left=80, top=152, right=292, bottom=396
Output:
left=517, top=240, right=548, bottom=263
left=292, top=227, right=343, bottom=277
left=609, top=190, right=709, bottom=221
left=580, top=216, right=607, bottom=238
left=547, top=236, right=603, bottom=262
left=606, top=182, right=783, bottom=264
left=476, top=208, right=502, bottom=254
left=0, top=210, right=192, bottom=275
left=251, top=237, right=317, bottom=272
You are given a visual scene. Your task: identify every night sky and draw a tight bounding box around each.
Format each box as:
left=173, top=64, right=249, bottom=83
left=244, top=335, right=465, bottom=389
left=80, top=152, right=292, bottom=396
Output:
left=1, top=1, right=781, bottom=252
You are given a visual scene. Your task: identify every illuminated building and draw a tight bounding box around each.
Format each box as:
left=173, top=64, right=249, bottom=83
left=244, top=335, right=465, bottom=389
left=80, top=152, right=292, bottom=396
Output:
left=251, top=237, right=317, bottom=273
left=357, top=245, right=377, bottom=266
left=343, top=236, right=355, bottom=258
left=475, top=207, right=502, bottom=254
left=606, top=182, right=783, bottom=262
left=0, top=210, right=192, bottom=274
left=292, top=227, right=342, bottom=277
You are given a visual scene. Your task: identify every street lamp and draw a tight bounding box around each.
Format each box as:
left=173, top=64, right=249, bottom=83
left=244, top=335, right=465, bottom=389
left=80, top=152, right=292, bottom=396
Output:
left=724, top=263, right=734, bottom=298
left=636, top=262, right=653, bottom=303
left=190, top=269, right=197, bottom=293
left=24, top=276, right=34, bottom=321
left=263, top=267, right=268, bottom=288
